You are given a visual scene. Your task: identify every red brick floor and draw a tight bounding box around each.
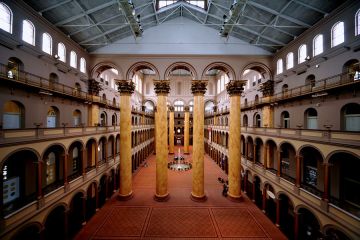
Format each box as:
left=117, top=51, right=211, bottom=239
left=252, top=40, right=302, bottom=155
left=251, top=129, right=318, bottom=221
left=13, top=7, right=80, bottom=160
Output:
left=75, top=146, right=287, bottom=240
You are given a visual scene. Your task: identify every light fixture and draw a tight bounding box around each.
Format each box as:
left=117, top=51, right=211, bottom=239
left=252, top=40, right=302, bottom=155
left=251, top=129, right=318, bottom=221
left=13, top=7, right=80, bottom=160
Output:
left=305, top=56, right=311, bottom=61
left=54, top=54, right=59, bottom=60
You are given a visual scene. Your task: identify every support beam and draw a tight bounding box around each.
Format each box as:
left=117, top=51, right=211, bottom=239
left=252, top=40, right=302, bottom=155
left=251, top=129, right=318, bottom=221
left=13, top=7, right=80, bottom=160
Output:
left=38, top=0, right=72, bottom=13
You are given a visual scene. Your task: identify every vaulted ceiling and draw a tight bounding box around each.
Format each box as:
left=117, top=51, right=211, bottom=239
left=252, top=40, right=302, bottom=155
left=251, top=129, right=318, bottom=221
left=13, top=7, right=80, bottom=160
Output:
left=23, top=0, right=344, bottom=53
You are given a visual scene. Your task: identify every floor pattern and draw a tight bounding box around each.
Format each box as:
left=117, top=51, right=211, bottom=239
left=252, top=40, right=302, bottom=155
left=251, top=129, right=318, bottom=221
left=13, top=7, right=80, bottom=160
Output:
left=76, top=147, right=287, bottom=240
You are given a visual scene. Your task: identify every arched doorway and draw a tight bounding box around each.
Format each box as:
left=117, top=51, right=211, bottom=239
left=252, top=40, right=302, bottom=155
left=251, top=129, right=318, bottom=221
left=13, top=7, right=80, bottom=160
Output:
left=44, top=205, right=67, bottom=240
left=11, top=223, right=42, bottom=240
left=7, top=57, right=24, bottom=79
left=278, top=193, right=294, bottom=239
left=297, top=207, right=322, bottom=240
left=68, top=192, right=85, bottom=238
left=253, top=176, right=262, bottom=209
left=47, top=106, right=59, bottom=128
left=98, top=175, right=107, bottom=208
left=2, top=150, right=38, bottom=216
left=86, top=182, right=97, bottom=221
left=341, top=103, right=360, bottom=131
left=279, top=142, right=296, bottom=183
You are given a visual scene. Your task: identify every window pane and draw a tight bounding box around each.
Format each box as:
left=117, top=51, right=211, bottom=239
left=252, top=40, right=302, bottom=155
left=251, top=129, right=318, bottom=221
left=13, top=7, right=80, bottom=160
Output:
left=332, top=22, right=344, bottom=47
left=357, top=10, right=360, bottom=36
left=80, top=58, right=86, bottom=73
left=58, top=43, right=66, bottom=62
left=0, top=3, right=12, bottom=33
left=22, top=20, right=35, bottom=45
left=70, top=51, right=77, bottom=68
left=313, top=34, right=323, bottom=56
left=298, top=44, right=307, bottom=63
left=277, top=59, right=283, bottom=74
left=286, top=52, right=293, bottom=69
left=42, top=33, right=52, bottom=55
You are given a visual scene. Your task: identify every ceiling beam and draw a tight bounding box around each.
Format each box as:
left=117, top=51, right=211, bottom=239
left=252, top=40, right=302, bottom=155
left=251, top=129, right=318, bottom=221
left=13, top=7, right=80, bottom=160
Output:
left=152, top=0, right=159, bottom=24
left=182, top=5, right=204, bottom=24
left=203, top=0, right=212, bottom=24
left=244, top=0, right=311, bottom=28
left=38, top=0, right=72, bottom=13
left=55, top=0, right=117, bottom=26
left=293, top=0, right=327, bottom=15
left=80, top=12, right=156, bottom=44
left=68, top=13, right=123, bottom=36
left=72, top=0, right=110, bottom=42
left=242, top=15, right=296, bottom=37
left=118, top=0, right=143, bottom=38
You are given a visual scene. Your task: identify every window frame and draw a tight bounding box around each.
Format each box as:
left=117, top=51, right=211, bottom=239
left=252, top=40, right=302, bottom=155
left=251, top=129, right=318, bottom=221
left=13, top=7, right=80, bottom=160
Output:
left=57, top=42, right=66, bottom=62
left=313, top=34, right=323, bottom=56
left=0, top=2, right=12, bottom=34
left=42, top=32, right=52, bottom=55
left=298, top=44, right=307, bottom=64
left=331, top=21, right=344, bottom=47
left=22, top=19, right=35, bottom=45
left=70, top=51, right=77, bottom=68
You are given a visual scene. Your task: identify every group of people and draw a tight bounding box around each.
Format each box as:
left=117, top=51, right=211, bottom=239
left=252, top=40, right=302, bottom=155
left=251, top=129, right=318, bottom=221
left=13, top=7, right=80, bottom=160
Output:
left=218, top=177, right=228, bottom=197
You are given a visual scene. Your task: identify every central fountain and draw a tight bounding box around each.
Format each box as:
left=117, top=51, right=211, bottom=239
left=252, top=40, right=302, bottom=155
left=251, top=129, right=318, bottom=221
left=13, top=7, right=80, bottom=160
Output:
left=168, top=148, right=192, bottom=171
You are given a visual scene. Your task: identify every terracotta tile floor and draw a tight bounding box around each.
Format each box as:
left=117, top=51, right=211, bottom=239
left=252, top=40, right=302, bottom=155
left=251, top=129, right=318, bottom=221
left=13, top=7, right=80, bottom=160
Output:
left=75, top=146, right=287, bottom=240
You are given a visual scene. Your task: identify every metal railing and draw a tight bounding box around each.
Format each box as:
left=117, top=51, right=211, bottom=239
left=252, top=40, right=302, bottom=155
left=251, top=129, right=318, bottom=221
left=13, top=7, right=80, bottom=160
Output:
left=0, top=63, right=119, bottom=108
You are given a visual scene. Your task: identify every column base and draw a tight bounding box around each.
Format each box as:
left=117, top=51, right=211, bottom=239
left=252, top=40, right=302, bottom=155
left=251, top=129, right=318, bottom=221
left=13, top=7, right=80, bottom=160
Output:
left=154, top=192, right=170, bottom=202
left=117, top=191, right=133, bottom=201
left=190, top=192, right=207, bottom=202
left=226, top=193, right=243, bottom=202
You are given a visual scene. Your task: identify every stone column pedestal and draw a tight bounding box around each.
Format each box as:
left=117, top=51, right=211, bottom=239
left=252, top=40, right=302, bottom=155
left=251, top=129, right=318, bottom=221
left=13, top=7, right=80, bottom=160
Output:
left=190, top=80, right=207, bottom=202
left=226, top=80, right=246, bottom=201
left=153, top=80, right=170, bottom=201
left=117, top=80, right=135, bottom=200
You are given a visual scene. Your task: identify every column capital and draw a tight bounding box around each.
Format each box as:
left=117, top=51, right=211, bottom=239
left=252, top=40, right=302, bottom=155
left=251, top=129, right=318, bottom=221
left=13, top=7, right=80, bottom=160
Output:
left=153, top=80, right=170, bottom=95
left=116, top=79, right=135, bottom=95
left=184, top=106, right=190, bottom=112
left=226, top=80, right=247, bottom=96
left=169, top=106, right=174, bottom=112
left=191, top=80, right=208, bottom=95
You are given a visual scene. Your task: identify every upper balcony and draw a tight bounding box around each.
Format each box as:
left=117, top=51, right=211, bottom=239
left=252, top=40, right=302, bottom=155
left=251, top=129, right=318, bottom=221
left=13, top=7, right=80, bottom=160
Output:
left=0, top=63, right=119, bottom=109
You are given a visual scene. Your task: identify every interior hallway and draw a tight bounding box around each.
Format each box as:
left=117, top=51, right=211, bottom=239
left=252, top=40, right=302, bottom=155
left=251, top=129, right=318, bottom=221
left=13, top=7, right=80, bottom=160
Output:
left=75, top=146, right=287, bottom=239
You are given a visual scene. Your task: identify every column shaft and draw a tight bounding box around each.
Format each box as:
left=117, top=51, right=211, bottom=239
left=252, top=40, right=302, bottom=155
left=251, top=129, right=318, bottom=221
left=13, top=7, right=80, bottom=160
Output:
left=184, top=109, right=190, bottom=154
left=191, top=93, right=206, bottom=200
left=118, top=93, right=133, bottom=199
left=169, top=109, right=174, bottom=154
left=228, top=95, right=242, bottom=199
left=155, top=94, right=169, bottom=200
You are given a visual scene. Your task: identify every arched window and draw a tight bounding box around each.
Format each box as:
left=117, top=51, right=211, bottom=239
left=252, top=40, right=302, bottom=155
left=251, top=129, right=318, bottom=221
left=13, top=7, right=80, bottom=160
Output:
left=3, top=101, right=24, bottom=129
left=0, top=2, right=12, bottom=33
left=243, top=114, right=248, bottom=127
left=80, top=57, right=86, bottom=73
left=46, top=152, right=56, bottom=185
left=341, top=103, right=360, bottom=131
left=73, top=110, right=81, bottom=127
left=42, top=33, right=52, bottom=55
left=22, top=20, right=35, bottom=45
left=281, top=111, right=290, bottom=128
left=254, top=94, right=259, bottom=104
left=277, top=59, right=283, bottom=74
left=112, top=113, right=117, bottom=126
left=174, top=100, right=184, bottom=112
left=332, top=21, right=344, bottom=47
left=286, top=52, right=294, bottom=69
left=305, top=108, right=318, bottom=129
left=313, top=34, right=323, bottom=56
left=72, top=147, right=79, bottom=171
left=189, top=100, right=194, bottom=112
left=298, top=44, right=307, bottom=64
left=47, top=106, right=59, bottom=128
left=70, top=51, right=77, bottom=68
left=100, top=112, right=107, bottom=126
left=57, top=43, right=66, bottom=62
left=305, top=75, right=316, bottom=87
left=254, top=113, right=261, bottom=127
left=356, top=9, right=360, bottom=36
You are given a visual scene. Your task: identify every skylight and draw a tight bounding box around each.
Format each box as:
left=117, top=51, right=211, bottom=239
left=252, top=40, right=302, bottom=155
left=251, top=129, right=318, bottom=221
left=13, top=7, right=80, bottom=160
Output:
left=157, top=0, right=205, bottom=9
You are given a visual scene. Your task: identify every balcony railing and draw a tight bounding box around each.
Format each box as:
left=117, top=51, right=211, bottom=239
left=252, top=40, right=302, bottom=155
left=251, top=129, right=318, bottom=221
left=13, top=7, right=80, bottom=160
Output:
left=0, top=63, right=119, bottom=108
left=0, top=125, right=120, bottom=145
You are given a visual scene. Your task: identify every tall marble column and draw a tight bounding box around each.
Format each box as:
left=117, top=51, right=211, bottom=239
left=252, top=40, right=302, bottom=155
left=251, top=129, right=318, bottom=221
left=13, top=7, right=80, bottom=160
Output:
left=191, top=80, right=207, bottom=201
left=226, top=80, right=246, bottom=201
left=117, top=80, right=135, bottom=200
left=154, top=80, right=170, bottom=201
left=169, top=106, right=175, bottom=154
left=184, top=106, right=190, bottom=154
